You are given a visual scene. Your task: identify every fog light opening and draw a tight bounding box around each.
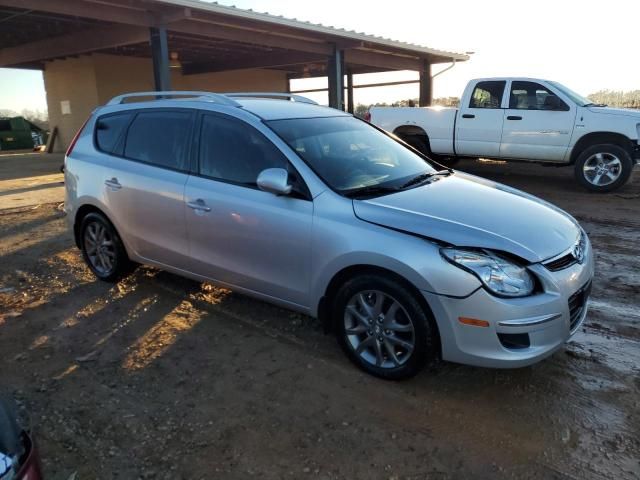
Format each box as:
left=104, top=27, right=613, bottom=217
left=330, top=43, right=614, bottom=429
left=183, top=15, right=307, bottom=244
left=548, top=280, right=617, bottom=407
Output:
left=498, top=332, right=531, bottom=350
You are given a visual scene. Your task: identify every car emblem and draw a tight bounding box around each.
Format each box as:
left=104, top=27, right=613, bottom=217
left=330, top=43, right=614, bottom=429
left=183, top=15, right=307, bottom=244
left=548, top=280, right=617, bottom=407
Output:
left=573, top=238, right=585, bottom=264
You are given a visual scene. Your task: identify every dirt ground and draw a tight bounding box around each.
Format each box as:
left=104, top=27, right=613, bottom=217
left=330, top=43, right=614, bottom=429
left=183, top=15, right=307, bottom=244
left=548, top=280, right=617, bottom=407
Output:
left=0, top=154, right=639, bottom=479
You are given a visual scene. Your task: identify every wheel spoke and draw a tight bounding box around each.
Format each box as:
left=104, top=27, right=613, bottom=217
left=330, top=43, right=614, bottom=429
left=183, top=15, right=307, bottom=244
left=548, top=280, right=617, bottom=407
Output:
left=605, top=158, right=620, bottom=167
left=593, top=172, right=604, bottom=185
left=386, top=320, right=413, bottom=333
left=583, top=165, right=596, bottom=171
left=355, top=336, right=375, bottom=355
left=345, top=324, right=367, bottom=335
left=386, top=335, right=414, bottom=353
left=96, top=225, right=105, bottom=243
left=88, top=224, right=97, bottom=241
left=372, top=293, right=384, bottom=316
left=357, top=293, right=375, bottom=318
left=595, top=153, right=604, bottom=162
left=373, top=338, right=384, bottom=366
left=95, top=253, right=104, bottom=270
left=347, top=304, right=370, bottom=328
left=384, top=300, right=399, bottom=319
left=383, top=338, right=400, bottom=366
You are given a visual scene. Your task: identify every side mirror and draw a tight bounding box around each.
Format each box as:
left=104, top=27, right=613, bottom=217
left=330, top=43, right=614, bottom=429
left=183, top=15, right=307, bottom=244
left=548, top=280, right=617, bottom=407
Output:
left=257, top=168, right=292, bottom=195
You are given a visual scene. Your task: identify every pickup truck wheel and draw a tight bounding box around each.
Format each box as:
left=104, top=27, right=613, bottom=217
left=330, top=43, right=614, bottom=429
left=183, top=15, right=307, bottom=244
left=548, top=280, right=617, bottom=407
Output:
left=574, top=144, right=633, bottom=192
left=403, top=136, right=459, bottom=168
left=403, top=136, right=430, bottom=156
left=334, top=274, right=437, bottom=380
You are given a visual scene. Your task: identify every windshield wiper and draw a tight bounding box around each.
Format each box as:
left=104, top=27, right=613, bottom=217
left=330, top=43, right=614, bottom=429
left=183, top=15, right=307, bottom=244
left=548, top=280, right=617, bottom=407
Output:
left=583, top=103, right=607, bottom=107
left=342, top=184, right=400, bottom=199
left=401, top=169, right=452, bottom=189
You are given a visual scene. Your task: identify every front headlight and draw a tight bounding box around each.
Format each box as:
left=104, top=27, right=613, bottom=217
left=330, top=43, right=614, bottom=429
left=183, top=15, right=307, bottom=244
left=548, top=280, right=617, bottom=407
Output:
left=441, top=248, right=535, bottom=298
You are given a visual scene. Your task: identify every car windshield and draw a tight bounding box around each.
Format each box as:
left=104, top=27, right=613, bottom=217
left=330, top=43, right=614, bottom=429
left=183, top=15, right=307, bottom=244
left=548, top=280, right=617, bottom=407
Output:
left=548, top=81, right=592, bottom=107
left=267, top=116, right=436, bottom=195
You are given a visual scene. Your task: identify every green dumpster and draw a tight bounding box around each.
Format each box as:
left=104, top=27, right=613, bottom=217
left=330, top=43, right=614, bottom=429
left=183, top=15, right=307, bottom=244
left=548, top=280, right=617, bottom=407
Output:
left=0, top=116, right=47, bottom=151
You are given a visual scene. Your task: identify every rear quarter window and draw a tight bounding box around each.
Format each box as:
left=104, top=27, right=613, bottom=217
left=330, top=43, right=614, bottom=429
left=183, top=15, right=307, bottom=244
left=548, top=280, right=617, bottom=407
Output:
left=95, top=113, right=133, bottom=154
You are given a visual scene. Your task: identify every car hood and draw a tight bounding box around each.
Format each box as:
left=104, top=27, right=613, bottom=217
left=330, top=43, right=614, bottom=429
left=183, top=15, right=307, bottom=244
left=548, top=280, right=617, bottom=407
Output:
left=587, top=106, right=640, bottom=119
left=353, top=172, right=580, bottom=263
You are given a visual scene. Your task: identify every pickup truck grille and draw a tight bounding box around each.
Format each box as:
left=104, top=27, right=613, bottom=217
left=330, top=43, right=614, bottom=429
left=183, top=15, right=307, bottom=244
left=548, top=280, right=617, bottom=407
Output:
left=568, top=281, right=591, bottom=331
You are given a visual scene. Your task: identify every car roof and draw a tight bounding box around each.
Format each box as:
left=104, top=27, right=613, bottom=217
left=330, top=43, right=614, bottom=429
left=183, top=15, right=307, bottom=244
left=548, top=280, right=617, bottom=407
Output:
left=235, top=98, right=349, bottom=120
left=97, top=96, right=350, bottom=121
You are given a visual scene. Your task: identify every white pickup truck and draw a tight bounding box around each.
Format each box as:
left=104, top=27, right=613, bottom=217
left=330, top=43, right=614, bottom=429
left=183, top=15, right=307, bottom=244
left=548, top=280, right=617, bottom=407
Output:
left=370, top=77, right=640, bottom=192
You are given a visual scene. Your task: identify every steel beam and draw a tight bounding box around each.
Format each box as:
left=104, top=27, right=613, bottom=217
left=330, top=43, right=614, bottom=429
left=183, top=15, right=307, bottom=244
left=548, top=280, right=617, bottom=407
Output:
left=182, top=51, right=327, bottom=76
left=0, top=24, right=148, bottom=67
left=419, top=60, right=432, bottom=106
left=0, top=0, right=151, bottom=26
left=150, top=26, right=171, bottom=91
left=346, top=71, right=354, bottom=114
left=327, top=46, right=344, bottom=110
left=344, top=49, right=422, bottom=71
left=169, top=19, right=332, bottom=56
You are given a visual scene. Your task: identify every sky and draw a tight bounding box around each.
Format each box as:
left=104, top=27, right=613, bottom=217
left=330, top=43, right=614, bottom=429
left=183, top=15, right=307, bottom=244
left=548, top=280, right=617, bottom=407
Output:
left=0, top=0, right=638, bottom=113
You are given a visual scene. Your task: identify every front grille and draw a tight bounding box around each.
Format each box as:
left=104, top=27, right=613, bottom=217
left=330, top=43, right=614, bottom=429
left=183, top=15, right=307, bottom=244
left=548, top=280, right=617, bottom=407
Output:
left=544, top=253, right=577, bottom=271
left=568, top=281, right=591, bottom=331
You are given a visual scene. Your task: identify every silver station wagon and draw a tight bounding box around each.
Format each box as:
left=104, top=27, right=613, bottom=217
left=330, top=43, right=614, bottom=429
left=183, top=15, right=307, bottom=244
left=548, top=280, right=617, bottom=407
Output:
left=64, top=91, right=594, bottom=379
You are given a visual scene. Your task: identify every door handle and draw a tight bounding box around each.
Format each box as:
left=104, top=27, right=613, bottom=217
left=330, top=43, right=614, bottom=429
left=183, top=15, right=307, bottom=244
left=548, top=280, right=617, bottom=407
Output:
left=507, top=115, right=523, bottom=120
left=105, top=178, right=121, bottom=190
left=187, top=199, right=211, bottom=212
left=462, top=114, right=475, bottom=119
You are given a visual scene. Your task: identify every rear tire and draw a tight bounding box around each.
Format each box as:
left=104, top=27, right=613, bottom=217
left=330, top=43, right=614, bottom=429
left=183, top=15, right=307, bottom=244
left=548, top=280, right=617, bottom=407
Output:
left=402, top=136, right=459, bottom=168
left=333, top=274, right=437, bottom=380
left=80, top=212, right=131, bottom=282
left=574, top=144, right=633, bottom=192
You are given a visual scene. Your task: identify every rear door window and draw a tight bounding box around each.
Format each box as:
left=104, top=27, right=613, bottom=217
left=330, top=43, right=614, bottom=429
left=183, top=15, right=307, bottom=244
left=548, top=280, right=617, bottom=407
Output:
left=95, top=113, right=132, bottom=155
left=123, top=110, right=193, bottom=171
left=469, top=81, right=506, bottom=109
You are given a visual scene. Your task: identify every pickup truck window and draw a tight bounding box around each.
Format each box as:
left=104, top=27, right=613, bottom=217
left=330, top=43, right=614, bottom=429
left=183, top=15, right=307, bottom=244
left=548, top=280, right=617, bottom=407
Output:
left=509, top=81, right=569, bottom=111
left=470, top=81, right=505, bottom=109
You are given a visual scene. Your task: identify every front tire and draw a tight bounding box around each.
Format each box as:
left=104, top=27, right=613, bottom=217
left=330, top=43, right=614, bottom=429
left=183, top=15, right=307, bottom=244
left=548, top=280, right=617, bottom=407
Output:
left=80, top=212, right=131, bottom=282
left=333, top=274, right=437, bottom=380
left=574, top=144, right=633, bottom=192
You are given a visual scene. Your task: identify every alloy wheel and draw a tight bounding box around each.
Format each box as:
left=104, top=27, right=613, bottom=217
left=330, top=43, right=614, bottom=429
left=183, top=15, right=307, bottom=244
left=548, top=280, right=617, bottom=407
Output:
left=83, top=221, right=116, bottom=275
left=343, top=290, right=416, bottom=368
left=582, top=152, right=622, bottom=186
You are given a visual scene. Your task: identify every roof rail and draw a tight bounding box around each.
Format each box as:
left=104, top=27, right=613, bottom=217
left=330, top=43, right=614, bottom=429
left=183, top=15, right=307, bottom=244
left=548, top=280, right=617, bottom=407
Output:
left=224, top=92, right=318, bottom=105
left=106, top=91, right=240, bottom=106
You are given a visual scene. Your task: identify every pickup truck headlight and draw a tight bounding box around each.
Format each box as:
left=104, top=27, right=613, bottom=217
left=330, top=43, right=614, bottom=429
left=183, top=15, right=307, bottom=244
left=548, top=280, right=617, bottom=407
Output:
left=441, top=248, right=535, bottom=297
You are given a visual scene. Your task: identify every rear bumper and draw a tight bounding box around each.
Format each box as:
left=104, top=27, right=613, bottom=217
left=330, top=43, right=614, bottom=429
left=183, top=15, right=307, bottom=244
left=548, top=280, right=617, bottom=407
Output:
left=423, top=238, right=595, bottom=369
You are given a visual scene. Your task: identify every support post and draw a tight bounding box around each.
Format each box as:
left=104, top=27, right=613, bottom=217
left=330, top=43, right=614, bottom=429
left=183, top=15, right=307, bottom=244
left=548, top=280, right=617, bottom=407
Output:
left=346, top=70, right=354, bottom=114
left=327, top=46, right=344, bottom=110
left=150, top=26, right=171, bottom=91
left=419, top=60, right=432, bottom=107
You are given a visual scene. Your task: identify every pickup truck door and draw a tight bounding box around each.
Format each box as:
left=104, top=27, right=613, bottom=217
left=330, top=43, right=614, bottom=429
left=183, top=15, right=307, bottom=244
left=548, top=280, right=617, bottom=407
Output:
left=455, top=80, right=506, bottom=157
left=499, top=80, right=576, bottom=161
